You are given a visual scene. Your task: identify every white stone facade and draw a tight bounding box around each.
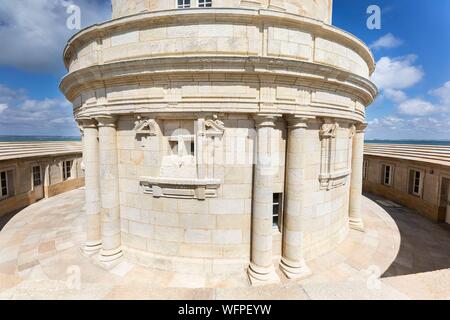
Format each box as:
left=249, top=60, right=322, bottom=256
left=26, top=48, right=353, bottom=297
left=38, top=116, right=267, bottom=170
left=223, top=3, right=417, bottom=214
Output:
left=111, top=0, right=334, bottom=23
left=61, top=1, right=377, bottom=284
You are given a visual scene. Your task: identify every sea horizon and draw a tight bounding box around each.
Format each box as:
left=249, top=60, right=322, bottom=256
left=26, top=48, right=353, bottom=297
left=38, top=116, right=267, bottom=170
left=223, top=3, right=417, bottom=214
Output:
left=0, top=135, right=81, bottom=142
left=0, top=135, right=449, bottom=146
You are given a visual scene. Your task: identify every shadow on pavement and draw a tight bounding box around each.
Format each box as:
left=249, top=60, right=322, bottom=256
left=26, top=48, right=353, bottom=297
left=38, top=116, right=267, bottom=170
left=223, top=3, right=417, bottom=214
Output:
left=364, top=193, right=450, bottom=278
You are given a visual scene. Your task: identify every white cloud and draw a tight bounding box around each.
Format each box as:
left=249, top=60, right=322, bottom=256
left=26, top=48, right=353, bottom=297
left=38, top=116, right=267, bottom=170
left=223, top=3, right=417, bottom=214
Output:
left=368, top=116, right=404, bottom=129
left=370, top=33, right=403, bottom=50
left=366, top=115, right=450, bottom=140
left=398, top=98, right=439, bottom=116
left=0, top=84, right=78, bottom=136
left=0, top=84, right=26, bottom=103
left=372, top=55, right=424, bottom=90
left=366, top=80, right=450, bottom=139
left=430, top=81, right=450, bottom=105
left=0, top=103, right=8, bottom=113
left=0, top=0, right=110, bottom=73
left=384, top=89, right=407, bottom=103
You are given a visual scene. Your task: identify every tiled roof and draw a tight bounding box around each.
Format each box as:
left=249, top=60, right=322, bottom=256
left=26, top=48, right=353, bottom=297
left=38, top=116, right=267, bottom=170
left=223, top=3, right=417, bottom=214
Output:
left=364, top=144, right=450, bottom=167
left=0, top=142, right=82, bottom=161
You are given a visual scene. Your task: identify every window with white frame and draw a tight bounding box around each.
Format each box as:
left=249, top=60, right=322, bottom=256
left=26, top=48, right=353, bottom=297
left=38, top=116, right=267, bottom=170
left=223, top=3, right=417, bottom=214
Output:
left=177, top=0, right=191, bottom=8
left=273, top=193, right=283, bottom=231
left=409, top=169, right=423, bottom=197
left=32, top=165, right=42, bottom=187
left=382, top=164, right=393, bottom=186
left=63, top=160, right=73, bottom=181
left=363, top=160, right=369, bottom=180
left=198, top=0, right=212, bottom=7
left=1, top=171, right=8, bottom=199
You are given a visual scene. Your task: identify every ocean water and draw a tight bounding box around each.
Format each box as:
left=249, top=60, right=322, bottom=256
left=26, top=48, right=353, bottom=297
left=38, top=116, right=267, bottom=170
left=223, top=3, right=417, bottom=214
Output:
left=0, top=136, right=81, bottom=142
left=0, top=136, right=449, bottom=146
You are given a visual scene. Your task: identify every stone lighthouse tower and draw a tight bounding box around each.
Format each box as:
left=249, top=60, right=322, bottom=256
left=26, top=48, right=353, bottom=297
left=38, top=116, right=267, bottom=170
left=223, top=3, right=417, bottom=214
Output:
left=61, top=0, right=377, bottom=285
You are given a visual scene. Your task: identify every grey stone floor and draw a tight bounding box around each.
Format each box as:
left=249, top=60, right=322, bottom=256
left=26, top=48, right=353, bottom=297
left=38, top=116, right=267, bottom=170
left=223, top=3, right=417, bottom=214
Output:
left=0, top=189, right=449, bottom=299
left=0, top=209, right=21, bottom=231
left=364, top=193, right=450, bottom=277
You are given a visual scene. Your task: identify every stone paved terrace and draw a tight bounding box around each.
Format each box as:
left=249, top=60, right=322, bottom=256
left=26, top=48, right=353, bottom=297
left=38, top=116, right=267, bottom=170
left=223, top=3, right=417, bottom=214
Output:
left=0, top=188, right=449, bottom=300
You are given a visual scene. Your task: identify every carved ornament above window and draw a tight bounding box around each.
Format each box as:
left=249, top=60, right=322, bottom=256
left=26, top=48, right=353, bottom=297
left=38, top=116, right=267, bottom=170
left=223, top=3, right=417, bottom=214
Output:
left=318, top=119, right=350, bottom=190
left=199, top=115, right=225, bottom=137
left=133, top=116, right=157, bottom=136
left=319, top=122, right=339, bottom=139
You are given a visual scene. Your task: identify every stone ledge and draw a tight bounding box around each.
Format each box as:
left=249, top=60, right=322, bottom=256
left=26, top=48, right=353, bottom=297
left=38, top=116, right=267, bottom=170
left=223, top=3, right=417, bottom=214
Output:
left=140, top=176, right=221, bottom=200
left=319, top=168, right=351, bottom=190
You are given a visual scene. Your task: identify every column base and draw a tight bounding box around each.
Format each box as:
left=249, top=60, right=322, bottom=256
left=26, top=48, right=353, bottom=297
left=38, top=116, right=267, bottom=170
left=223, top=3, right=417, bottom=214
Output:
left=349, top=218, right=365, bottom=232
left=280, top=257, right=312, bottom=280
left=94, top=247, right=123, bottom=270
left=247, top=263, right=280, bottom=286
left=80, top=241, right=102, bottom=257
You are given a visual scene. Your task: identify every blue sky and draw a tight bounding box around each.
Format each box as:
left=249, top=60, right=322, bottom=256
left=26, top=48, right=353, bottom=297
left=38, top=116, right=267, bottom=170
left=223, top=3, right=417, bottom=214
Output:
left=0, top=0, right=449, bottom=139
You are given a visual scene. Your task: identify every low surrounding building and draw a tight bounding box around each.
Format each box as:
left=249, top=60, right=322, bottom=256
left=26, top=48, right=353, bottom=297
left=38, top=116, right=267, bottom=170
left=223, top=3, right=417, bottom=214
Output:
left=0, top=142, right=84, bottom=218
left=363, top=144, right=450, bottom=224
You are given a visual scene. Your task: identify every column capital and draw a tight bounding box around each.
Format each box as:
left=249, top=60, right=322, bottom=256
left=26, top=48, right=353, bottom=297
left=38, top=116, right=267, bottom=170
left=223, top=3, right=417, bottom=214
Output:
left=95, top=115, right=117, bottom=128
left=285, top=116, right=314, bottom=129
left=253, top=114, right=279, bottom=128
left=355, top=122, right=368, bottom=133
left=77, top=117, right=98, bottom=129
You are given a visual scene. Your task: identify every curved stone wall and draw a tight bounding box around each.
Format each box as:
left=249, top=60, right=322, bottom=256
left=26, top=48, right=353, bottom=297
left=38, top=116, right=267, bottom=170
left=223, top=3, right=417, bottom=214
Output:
left=62, top=4, right=377, bottom=277
left=111, top=0, right=333, bottom=23
left=65, top=9, right=372, bottom=79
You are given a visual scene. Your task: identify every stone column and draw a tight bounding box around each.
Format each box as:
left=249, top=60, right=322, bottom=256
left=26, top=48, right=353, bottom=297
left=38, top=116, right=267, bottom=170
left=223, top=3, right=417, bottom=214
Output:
left=280, top=117, right=312, bottom=279
left=248, top=115, right=279, bottom=285
left=96, top=115, right=123, bottom=265
left=79, top=118, right=102, bottom=255
left=349, top=123, right=367, bottom=231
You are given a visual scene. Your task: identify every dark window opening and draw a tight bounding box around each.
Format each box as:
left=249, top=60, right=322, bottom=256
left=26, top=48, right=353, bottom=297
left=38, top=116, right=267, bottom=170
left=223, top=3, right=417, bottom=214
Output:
left=199, top=0, right=212, bottom=7
left=0, top=171, right=7, bottom=198
left=63, top=161, right=73, bottom=181
left=32, top=166, right=42, bottom=186
left=382, top=164, right=393, bottom=186
left=408, top=169, right=423, bottom=197
left=177, top=0, right=191, bottom=8
left=273, top=193, right=283, bottom=231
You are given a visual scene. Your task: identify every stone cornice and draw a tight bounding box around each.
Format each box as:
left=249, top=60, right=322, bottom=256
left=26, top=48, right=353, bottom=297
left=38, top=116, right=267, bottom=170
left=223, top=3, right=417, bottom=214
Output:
left=355, top=122, right=368, bottom=133
left=95, top=115, right=117, bottom=127
left=253, top=114, right=280, bottom=128
left=62, top=8, right=375, bottom=75
left=60, top=56, right=377, bottom=105
left=285, top=115, right=315, bottom=129
left=77, top=117, right=98, bottom=128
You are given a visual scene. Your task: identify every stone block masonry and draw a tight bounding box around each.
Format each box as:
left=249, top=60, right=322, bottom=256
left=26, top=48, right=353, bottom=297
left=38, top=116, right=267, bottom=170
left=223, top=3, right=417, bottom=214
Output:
left=61, top=0, right=377, bottom=283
